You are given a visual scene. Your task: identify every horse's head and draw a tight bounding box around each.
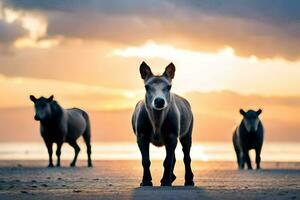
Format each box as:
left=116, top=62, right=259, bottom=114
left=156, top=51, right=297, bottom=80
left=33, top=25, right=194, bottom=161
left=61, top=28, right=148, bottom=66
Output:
left=30, top=95, right=54, bottom=121
left=139, top=62, right=175, bottom=111
left=240, top=109, right=262, bottom=132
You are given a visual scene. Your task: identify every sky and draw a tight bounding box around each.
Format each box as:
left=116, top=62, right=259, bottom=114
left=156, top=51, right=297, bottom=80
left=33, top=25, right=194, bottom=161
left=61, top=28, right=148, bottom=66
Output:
left=0, top=0, right=300, bottom=142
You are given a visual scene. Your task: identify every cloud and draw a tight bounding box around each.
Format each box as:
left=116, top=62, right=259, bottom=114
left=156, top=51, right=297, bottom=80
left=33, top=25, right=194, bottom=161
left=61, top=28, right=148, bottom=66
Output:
left=0, top=2, right=60, bottom=49
left=0, top=74, right=143, bottom=110
left=2, top=0, right=300, bottom=60
left=114, top=41, right=300, bottom=95
left=0, top=21, right=25, bottom=43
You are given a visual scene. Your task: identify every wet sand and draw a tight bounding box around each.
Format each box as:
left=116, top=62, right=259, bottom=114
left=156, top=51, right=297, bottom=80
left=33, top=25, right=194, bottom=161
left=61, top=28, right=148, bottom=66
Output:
left=0, top=160, right=299, bottom=200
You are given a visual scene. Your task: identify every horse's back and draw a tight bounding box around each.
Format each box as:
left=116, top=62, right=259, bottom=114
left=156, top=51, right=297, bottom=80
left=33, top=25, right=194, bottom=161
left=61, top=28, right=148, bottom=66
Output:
left=132, top=101, right=142, bottom=134
left=256, top=121, right=264, bottom=146
left=236, top=121, right=264, bottom=151
left=66, top=108, right=88, bottom=140
left=132, top=100, right=152, bottom=136
left=232, top=128, right=240, bottom=149
left=173, top=94, right=193, bottom=137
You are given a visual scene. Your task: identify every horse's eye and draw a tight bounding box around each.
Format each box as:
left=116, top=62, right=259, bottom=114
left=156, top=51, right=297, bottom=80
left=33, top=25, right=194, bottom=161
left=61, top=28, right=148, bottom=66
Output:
left=145, top=85, right=150, bottom=91
left=167, top=85, right=172, bottom=90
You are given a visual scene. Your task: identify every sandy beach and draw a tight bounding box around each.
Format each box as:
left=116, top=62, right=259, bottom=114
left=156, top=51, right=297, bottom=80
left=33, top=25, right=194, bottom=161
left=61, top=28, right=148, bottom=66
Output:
left=0, top=160, right=299, bottom=200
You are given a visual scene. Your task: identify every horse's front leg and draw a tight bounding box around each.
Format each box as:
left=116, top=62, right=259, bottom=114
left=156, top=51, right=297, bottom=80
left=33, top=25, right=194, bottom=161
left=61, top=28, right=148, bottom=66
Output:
left=56, top=142, right=63, bottom=167
left=161, top=135, right=177, bottom=186
left=255, top=147, right=262, bottom=170
left=45, top=141, right=54, bottom=167
left=137, top=135, right=152, bottom=186
left=243, top=150, right=252, bottom=170
left=239, top=151, right=245, bottom=169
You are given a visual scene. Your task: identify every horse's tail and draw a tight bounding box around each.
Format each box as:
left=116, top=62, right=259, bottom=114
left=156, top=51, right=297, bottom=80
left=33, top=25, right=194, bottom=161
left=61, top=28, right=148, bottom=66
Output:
left=82, top=111, right=92, bottom=166
left=82, top=111, right=91, bottom=145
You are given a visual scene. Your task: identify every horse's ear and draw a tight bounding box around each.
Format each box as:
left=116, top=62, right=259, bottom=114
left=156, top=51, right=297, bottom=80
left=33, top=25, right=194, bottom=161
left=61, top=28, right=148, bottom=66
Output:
left=257, top=109, right=262, bottom=115
left=48, top=95, right=54, bottom=102
left=163, top=62, right=175, bottom=80
left=140, top=61, right=153, bottom=80
left=30, top=95, right=37, bottom=103
left=239, top=109, right=246, bottom=116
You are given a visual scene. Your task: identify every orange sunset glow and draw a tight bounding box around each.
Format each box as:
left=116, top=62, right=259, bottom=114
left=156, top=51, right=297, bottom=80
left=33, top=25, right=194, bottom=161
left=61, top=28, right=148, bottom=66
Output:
left=1, top=2, right=300, bottom=199
left=0, top=0, right=300, bottom=143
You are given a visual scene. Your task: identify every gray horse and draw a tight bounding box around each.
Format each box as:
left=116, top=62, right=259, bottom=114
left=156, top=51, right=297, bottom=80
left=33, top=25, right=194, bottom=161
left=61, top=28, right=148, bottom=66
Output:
left=233, top=109, right=264, bottom=170
left=30, top=95, right=92, bottom=167
left=132, top=62, right=194, bottom=186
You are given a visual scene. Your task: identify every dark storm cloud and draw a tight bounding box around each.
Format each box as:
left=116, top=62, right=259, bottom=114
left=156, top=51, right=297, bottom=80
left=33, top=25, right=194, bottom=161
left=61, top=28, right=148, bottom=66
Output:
left=1, top=0, right=300, bottom=60
left=2, top=0, right=167, bottom=13
left=176, top=0, right=300, bottom=24
left=0, top=21, right=26, bottom=44
left=0, top=20, right=27, bottom=54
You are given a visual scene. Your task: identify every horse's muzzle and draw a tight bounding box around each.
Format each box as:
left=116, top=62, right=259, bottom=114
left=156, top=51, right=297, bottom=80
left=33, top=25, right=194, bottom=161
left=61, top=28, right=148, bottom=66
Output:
left=34, top=115, right=40, bottom=121
left=154, top=98, right=165, bottom=109
left=153, top=133, right=160, bottom=141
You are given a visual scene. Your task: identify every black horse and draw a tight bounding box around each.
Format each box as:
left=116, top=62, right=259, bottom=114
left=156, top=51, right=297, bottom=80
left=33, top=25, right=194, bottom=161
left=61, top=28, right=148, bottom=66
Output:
left=30, top=95, right=92, bottom=167
left=132, top=62, right=194, bottom=186
left=233, top=109, right=264, bottom=169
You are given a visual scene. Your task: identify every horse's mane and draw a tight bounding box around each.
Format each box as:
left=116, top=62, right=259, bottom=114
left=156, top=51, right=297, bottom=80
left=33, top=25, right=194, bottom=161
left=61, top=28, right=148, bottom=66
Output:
left=50, top=100, right=63, bottom=119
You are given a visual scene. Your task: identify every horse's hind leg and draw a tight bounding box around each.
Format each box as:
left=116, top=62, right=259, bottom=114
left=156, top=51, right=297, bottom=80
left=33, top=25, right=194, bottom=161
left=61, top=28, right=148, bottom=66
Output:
left=83, top=131, right=92, bottom=167
left=69, top=141, right=80, bottom=167
left=180, top=134, right=194, bottom=186
left=56, top=143, right=63, bottom=167
left=171, top=154, right=176, bottom=183
left=233, top=145, right=241, bottom=169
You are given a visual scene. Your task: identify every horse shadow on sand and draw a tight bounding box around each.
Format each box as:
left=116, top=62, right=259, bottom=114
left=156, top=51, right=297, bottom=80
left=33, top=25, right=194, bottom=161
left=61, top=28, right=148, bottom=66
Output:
left=130, top=186, right=211, bottom=200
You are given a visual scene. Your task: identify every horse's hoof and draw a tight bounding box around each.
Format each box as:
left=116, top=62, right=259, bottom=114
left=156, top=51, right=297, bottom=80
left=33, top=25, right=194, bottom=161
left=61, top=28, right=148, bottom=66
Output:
left=161, top=182, right=172, bottom=186
left=140, top=181, right=153, bottom=187
left=47, top=164, right=54, bottom=168
left=171, top=174, right=176, bottom=183
left=184, top=180, right=195, bottom=186
left=70, top=163, right=76, bottom=167
left=56, top=164, right=61, bottom=167
left=88, top=163, right=93, bottom=168
left=160, top=179, right=172, bottom=186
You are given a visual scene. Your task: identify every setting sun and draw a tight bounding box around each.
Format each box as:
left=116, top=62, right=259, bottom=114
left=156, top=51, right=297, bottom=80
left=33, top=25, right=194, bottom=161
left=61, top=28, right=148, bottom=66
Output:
left=114, top=41, right=300, bottom=95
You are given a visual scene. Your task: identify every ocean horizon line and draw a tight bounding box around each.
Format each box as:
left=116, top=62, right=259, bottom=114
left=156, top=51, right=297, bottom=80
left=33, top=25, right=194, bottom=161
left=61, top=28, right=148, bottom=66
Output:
left=0, top=141, right=299, bottom=162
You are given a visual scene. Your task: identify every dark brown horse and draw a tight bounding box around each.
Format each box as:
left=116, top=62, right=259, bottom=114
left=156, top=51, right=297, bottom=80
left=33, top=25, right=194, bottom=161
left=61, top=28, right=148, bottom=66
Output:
left=233, top=109, right=264, bottom=170
left=30, top=95, right=92, bottom=167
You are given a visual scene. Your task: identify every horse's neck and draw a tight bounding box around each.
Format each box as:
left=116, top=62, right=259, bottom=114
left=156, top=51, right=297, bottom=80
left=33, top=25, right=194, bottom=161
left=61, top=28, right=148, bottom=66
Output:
left=146, top=109, right=166, bottom=135
left=239, top=121, right=247, bottom=134
left=41, top=119, right=56, bottom=128
left=51, top=101, right=64, bottom=117
left=145, top=97, right=173, bottom=135
left=41, top=102, right=64, bottom=127
left=239, top=120, right=257, bottom=136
